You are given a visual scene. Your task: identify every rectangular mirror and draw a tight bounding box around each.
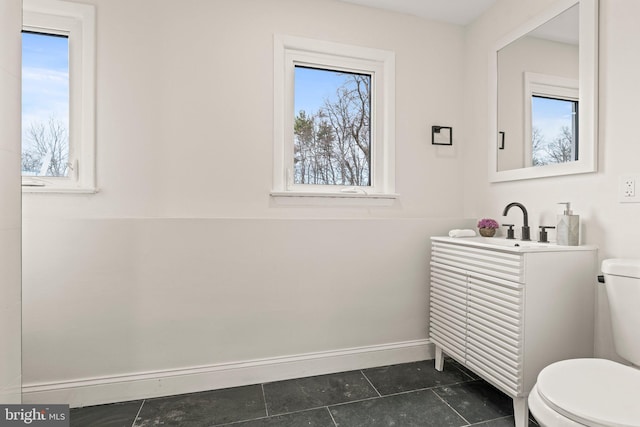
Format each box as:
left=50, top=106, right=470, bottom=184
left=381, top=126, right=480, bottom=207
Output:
left=488, top=0, right=598, bottom=182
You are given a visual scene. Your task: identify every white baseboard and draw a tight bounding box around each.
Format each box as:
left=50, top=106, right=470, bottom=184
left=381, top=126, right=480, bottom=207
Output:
left=23, top=339, right=434, bottom=408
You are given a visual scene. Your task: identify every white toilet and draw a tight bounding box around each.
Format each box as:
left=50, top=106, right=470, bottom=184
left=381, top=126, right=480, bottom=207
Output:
left=528, top=259, right=640, bottom=427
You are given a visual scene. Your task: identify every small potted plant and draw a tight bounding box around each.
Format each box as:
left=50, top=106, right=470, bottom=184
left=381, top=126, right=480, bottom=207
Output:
left=477, top=218, right=499, bottom=237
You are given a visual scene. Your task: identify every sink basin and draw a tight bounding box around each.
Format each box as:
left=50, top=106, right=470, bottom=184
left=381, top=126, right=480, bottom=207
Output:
left=470, top=237, right=552, bottom=248
left=432, top=236, right=595, bottom=252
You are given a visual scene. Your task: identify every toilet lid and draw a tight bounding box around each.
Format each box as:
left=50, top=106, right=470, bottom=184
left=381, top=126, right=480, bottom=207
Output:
left=537, top=358, right=640, bottom=427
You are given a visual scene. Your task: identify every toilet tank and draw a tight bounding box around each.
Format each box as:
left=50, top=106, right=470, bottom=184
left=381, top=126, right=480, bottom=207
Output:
left=602, top=259, right=640, bottom=366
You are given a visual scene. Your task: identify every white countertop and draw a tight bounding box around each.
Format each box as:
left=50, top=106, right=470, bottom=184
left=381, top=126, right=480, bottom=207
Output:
left=431, top=236, right=597, bottom=253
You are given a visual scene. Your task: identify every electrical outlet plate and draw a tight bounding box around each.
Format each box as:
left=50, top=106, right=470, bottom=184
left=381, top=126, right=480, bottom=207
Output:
left=619, top=175, right=640, bottom=203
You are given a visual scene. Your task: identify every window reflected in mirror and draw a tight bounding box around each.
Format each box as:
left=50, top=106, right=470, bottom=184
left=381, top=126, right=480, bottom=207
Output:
left=531, top=95, right=578, bottom=166
left=523, top=71, right=579, bottom=168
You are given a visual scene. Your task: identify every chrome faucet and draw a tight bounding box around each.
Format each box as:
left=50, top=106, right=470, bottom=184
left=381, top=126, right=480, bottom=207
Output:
left=502, top=202, right=531, bottom=241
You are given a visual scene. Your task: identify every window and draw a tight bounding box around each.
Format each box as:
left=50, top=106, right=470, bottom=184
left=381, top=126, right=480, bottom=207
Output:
left=294, top=66, right=371, bottom=186
left=273, top=35, right=396, bottom=202
left=22, top=31, right=69, bottom=178
left=22, top=0, right=96, bottom=192
left=524, top=72, right=579, bottom=168
left=531, top=96, right=578, bottom=166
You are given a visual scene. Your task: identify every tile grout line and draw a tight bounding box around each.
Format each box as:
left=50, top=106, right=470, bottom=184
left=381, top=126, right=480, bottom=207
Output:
left=466, top=415, right=513, bottom=426
left=359, top=369, right=382, bottom=397
left=430, top=388, right=471, bottom=425
left=316, top=377, right=481, bottom=414
left=364, top=378, right=478, bottom=400
left=325, top=406, right=339, bottom=427
left=215, top=406, right=333, bottom=427
left=294, top=398, right=379, bottom=413
left=260, top=383, right=269, bottom=417
left=130, top=399, right=145, bottom=427
left=215, top=415, right=270, bottom=426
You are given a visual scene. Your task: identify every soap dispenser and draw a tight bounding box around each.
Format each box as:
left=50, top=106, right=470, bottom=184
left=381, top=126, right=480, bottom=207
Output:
left=557, top=202, right=579, bottom=246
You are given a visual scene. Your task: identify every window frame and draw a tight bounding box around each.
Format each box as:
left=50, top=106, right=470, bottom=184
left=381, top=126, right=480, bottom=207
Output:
left=272, top=35, right=396, bottom=204
left=22, top=0, right=96, bottom=193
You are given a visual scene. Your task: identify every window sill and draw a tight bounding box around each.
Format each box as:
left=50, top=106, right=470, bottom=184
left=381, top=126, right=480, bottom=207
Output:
left=270, top=191, right=399, bottom=206
left=22, top=182, right=98, bottom=194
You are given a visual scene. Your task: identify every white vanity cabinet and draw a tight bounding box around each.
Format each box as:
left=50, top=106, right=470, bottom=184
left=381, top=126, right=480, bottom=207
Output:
left=429, top=237, right=597, bottom=427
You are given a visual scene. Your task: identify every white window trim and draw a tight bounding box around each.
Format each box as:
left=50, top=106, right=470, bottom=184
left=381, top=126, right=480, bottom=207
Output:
left=272, top=35, right=397, bottom=205
left=523, top=72, right=579, bottom=168
left=22, top=0, right=96, bottom=193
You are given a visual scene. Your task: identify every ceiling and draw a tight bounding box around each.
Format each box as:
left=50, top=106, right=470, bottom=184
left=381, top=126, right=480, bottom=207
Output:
left=336, top=0, right=498, bottom=26
left=529, top=4, right=579, bottom=45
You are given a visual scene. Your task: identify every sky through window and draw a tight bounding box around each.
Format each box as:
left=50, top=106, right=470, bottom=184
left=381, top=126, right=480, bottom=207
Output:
left=21, top=31, right=69, bottom=176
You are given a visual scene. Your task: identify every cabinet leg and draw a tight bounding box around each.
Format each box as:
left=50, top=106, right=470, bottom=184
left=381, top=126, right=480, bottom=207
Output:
left=434, top=346, right=444, bottom=371
left=513, top=397, right=529, bottom=427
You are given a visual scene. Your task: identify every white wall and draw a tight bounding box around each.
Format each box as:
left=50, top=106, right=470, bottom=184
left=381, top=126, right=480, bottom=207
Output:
left=0, top=0, right=23, bottom=405
left=464, top=0, right=640, bottom=359
left=21, top=0, right=470, bottom=406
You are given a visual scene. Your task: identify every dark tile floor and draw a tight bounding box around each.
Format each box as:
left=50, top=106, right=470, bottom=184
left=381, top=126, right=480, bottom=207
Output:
left=70, top=359, right=540, bottom=427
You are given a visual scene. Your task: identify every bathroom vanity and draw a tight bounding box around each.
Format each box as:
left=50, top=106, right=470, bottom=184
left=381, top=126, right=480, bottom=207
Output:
left=429, top=236, right=597, bottom=427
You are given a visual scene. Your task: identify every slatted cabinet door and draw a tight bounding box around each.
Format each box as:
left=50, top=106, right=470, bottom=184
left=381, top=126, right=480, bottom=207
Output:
left=466, top=272, right=524, bottom=395
left=429, top=262, right=467, bottom=361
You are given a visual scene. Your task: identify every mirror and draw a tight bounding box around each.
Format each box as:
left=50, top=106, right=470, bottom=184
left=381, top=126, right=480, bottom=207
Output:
left=489, top=0, right=598, bottom=182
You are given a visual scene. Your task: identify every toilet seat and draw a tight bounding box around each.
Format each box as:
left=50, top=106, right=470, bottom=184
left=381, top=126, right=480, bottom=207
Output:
left=536, top=358, right=640, bottom=427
